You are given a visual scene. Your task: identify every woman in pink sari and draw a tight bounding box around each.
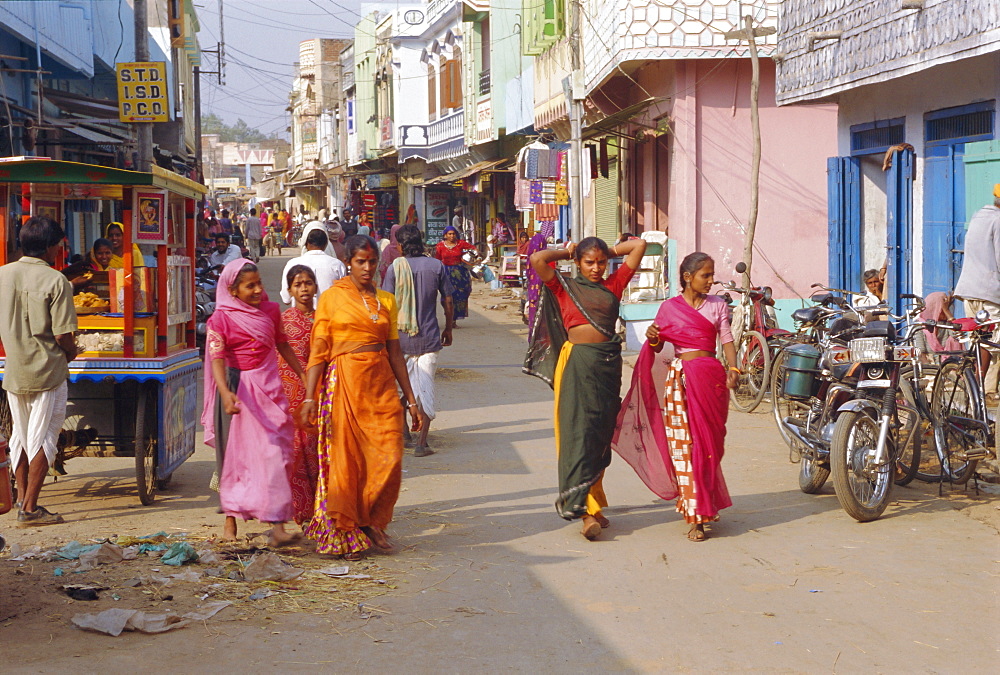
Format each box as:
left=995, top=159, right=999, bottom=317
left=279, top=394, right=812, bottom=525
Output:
left=614, top=252, right=738, bottom=541
left=201, top=258, right=307, bottom=545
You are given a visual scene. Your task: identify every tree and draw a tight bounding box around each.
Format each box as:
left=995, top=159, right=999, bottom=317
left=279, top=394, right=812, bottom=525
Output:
left=201, top=114, right=274, bottom=143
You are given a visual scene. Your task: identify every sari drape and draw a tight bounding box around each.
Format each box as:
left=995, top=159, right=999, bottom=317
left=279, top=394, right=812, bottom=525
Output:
left=525, top=271, right=624, bottom=520
left=304, top=278, right=403, bottom=555
left=279, top=307, right=319, bottom=525
left=614, top=295, right=731, bottom=520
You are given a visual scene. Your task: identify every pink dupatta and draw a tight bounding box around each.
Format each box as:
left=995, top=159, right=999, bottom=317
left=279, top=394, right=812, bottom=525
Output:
left=613, top=295, right=732, bottom=517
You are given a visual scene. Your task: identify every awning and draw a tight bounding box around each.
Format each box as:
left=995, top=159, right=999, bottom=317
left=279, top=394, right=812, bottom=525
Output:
left=419, top=159, right=507, bottom=186
left=582, top=97, right=667, bottom=141
left=0, top=159, right=205, bottom=197
left=63, top=125, right=123, bottom=145
left=44, top=88, right=120, bottom=119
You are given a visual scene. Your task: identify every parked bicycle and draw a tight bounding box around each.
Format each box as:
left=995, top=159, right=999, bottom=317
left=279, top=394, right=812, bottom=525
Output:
left=720, top=262, right=794, bottom=413
left=925, top=310, right=1000, bottom=485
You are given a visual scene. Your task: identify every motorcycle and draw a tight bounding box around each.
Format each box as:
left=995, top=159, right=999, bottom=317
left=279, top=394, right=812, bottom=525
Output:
left=826, top=295, right=926, bottom=521
left=194, top=263, right=218, bottom=352
left=777, top=288, right=869, bottom=493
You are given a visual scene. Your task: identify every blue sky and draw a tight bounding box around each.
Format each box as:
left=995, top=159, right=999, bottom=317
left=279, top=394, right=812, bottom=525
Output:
left=196, top=0, right=366, bottom=138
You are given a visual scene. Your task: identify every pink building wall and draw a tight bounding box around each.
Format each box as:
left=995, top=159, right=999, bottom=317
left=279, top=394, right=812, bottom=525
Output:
left=645, top=59, right=837, bottom=300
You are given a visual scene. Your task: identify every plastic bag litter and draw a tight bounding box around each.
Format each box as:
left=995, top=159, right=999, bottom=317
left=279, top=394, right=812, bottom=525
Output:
left=242, top=552, right=303, bottom=582
left=76, top=543, right=125, bottom=571
left=9, top=544, right=42, bottom=561
left=161, top=542, right=198, bottom=566
left=121, top=546, right=139, bottom=560
left=55, top=541, right=101, bottom=560
left=71, top=601, right=231, bottom=636
left=316, top=565, right=350, bottom=577
left=138, top=543, right=168, bottom=555
left=195, top=548, right=221, bottom=565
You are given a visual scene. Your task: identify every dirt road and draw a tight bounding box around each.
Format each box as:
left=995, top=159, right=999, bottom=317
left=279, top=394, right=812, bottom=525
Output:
left=2, top=251, right=997, bottom=672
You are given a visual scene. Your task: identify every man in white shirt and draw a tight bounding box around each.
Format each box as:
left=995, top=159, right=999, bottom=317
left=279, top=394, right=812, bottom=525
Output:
left=279, top=228, right=346, bottom=307
left=207, top=234, right=242, bottom=270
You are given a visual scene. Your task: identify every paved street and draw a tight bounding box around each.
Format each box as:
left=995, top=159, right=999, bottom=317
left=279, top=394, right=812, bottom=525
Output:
left=2, top=251, right=998, bottom=672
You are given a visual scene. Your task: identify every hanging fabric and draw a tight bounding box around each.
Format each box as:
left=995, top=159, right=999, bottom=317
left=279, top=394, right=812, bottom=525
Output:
left=599, top=139, right=610, bottom=179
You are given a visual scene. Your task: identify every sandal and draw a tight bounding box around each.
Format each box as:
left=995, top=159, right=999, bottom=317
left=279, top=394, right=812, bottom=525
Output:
left=343, top=551, right=364, bottom=561
left=687, top=524, right=707, bottom=542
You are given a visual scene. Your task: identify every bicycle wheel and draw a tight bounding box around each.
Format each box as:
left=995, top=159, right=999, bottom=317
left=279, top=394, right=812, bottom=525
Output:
left=929, top=361, right=979, bottom=484
left=729, top=330, right=770, bottom=413
left=771, top=346, right=811, bottom=452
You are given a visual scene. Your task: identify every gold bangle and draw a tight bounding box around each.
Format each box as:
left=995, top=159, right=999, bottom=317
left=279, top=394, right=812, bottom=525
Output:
left=648, top=336, right=661, bottom=347
left=728, top=367, right=741, bottom=374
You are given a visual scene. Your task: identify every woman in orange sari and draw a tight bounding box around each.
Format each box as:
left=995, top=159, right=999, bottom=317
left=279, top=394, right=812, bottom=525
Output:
left=300, top=235, right=422, bottom=559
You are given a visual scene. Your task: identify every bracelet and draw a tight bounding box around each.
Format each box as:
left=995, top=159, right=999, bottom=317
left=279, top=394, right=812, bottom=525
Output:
left=303, top=398, right=315, bottom=403
left=648, top=336, right=661, bottom=347
left=612, top=245, right=619, bottom=256
left=728, top=367, right=741, bottom=374
left=408, top=403, right=419, bottom=408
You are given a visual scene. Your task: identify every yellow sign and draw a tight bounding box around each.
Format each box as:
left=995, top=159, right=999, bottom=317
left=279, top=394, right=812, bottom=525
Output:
left=116, top=62, right=169, bottom=123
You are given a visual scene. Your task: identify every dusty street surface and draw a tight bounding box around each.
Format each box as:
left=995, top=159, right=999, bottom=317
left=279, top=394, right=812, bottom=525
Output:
left=2, top=251, right=998, bottom=673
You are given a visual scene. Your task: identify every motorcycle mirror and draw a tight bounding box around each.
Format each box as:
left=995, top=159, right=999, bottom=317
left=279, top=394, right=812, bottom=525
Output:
left=810, top=282, right=822, bottom=288
left=976, top=309, right=991, bottom=324
left=735, top=262, right=747, bottom=274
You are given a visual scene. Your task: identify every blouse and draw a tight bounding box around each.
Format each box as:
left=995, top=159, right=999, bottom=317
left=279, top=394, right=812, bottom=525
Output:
left=544, top=265, right=635, bottom=330
left=206, top=304, right=288, bottom=370
left=436, top=240, right=477, bottom=267
left=307, top=278, right=400, bottom=370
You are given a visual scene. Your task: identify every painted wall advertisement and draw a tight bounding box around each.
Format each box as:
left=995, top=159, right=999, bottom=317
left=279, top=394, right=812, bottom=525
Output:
left=425, top=191, right=450, bottom=245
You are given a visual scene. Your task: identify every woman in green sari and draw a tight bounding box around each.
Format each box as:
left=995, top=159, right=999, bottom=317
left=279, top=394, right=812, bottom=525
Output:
left=525, top=236, right=646, bottom=540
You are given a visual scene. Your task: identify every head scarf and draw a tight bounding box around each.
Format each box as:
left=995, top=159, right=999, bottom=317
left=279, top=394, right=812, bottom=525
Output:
left=443, top=225, right=460, bottom=238
left=103, top=222, right=145, bottom=268
left=299, top=220, right=337, bottom=258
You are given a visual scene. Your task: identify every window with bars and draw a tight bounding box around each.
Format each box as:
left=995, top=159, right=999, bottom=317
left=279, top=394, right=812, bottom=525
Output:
left=925, top=101, right=995, bottom=146
left=850, top=118, right=904, bottom=156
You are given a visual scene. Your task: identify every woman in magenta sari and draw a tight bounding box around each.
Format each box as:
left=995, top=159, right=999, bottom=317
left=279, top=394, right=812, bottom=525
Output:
left=614, top=252, right=738, bottom=541
left=201, top=258, right=307, bottom=545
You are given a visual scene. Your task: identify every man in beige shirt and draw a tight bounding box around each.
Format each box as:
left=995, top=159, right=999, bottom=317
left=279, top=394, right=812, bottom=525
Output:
left=0, top=216, right=78, bottom=526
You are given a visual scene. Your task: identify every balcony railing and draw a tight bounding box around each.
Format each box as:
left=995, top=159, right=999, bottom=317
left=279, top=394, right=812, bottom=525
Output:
left=478, top=69, right=490, bottom=97
left=428, top=108, right=464, bottom=147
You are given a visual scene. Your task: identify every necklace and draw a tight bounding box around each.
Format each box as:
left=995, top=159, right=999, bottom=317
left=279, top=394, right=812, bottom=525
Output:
left=359, top=288, right=381, bottom=322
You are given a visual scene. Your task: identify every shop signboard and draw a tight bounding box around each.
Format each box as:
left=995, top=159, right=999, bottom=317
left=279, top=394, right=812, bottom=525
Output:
left=425, top=191, right=450, bottom=244
left=367, top=173, right=398, bottom=189
left=116, top=62, right=169, bottom=123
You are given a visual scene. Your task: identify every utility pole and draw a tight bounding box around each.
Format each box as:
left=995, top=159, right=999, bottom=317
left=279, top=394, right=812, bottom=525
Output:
left=567, top=1, right=586, bottom=241
left=134, top=0, right=153, bottom=172
left=724, top=16, right=774, bottom=288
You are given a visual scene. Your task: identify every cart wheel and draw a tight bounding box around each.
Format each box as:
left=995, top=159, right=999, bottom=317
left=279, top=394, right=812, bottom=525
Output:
left=134, top=385, right=157, bottom=505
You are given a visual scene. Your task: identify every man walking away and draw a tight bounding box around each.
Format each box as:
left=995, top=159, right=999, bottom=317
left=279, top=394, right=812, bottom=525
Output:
left=0, top=216, right=78, bottom=526
left=245, top=207, right=263, bottom=262
left=279, top=228, right=346, bottom=307
left=382, top=225, right=454, bottom=456
left=954, top=183, right=1000, bottom=402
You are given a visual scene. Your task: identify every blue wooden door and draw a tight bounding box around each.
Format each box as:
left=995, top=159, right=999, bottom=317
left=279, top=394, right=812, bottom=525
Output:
left=827, top=156, right=862, bottom=292
left=923, top=144, right=966, bottom=296
left=886, top=147, right=915, bottom=312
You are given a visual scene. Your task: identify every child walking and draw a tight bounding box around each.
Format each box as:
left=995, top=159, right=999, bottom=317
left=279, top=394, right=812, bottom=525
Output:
left=278, top=264, right=320, bottom=525
left=200, top=258, right=307, bottom=545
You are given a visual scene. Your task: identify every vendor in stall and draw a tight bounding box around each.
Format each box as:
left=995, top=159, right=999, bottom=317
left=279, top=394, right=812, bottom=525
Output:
left=104, top=222, right=146, bottom=268
left=89, top=238, right=114, bottom=271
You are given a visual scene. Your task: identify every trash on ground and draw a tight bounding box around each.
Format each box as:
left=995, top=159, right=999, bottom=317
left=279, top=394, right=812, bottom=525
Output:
left=160, top=542, right=199, bottom=566
left=242, top=552, right=304, bottom=582
left=55, top=541, right=101, bottom=560
left=71, top=601, right=232, bottom=636
left=454, top=606, right=487, bottom=615
left=248, top=589, right=277, bottom=601
left=76, top=543, right=125, bottom=570
left=195, top=548, right=222, bottom=565
left=63, top=584, right=106, bottom=601
left=316, top=565, right=350, bottom=577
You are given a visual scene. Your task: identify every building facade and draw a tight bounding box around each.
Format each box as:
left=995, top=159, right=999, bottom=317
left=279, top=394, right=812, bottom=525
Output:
left=776, top=0, right=1000, bottom=309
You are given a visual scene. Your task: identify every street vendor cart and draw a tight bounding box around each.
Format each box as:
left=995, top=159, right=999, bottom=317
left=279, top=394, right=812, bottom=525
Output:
left=0, top=159, right=204, bottom=504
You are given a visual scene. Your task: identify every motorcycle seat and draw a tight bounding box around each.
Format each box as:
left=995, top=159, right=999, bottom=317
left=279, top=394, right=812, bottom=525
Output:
left=793, top=307, right=822, bottom=324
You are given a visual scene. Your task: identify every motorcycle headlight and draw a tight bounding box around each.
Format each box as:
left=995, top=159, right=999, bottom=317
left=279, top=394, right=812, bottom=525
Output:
left=866, top=366, right=885, bottom=380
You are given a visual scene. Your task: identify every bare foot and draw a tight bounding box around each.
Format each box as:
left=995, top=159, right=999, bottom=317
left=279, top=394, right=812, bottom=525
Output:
left=362, top=526, right=393, bottom=551
left=687, top=523, right=706, bottom=542
left=595, top=514, right=610, bottom=528
left=222, top=516, right=238, bottom=541
left=268, top=528, right=303, bottom=548
left=581, top=515, right=601, bottom=541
